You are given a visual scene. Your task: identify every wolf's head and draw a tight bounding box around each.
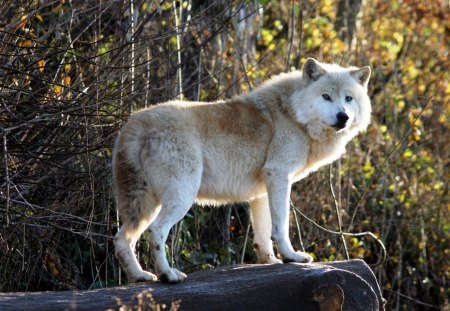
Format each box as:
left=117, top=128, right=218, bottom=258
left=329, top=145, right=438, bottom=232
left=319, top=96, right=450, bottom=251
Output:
left=292, top=58, right=371, bottom=140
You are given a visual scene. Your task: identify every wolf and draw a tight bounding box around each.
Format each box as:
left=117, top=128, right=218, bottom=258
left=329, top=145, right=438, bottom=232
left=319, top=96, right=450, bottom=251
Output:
left=112, top=58, right=371, bottom=283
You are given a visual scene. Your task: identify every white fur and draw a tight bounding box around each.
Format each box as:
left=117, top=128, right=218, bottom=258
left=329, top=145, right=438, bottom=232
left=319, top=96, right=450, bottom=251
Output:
left=112, top=58, right=372, bottom=283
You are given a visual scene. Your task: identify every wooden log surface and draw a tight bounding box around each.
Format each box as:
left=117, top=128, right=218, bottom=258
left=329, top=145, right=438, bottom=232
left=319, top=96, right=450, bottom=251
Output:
left=0, top=259, right=385, bottom=311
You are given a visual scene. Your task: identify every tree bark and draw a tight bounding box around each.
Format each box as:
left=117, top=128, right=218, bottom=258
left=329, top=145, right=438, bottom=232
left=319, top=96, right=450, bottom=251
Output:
left=334, top=0, right=363, bottom=50
left=0, top=259, right=385, bottom=311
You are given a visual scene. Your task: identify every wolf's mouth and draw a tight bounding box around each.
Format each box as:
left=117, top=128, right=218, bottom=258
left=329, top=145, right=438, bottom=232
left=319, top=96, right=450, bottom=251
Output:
left=332, top=122, right=347, bottom=130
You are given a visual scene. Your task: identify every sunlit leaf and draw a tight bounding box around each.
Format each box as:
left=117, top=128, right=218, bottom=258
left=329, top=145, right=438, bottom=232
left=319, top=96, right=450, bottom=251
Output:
left=64, top=76, right=71, bottom=86
left=20, top=40, right=32, bottom=47
left=37, top=59, right=45, bottom=72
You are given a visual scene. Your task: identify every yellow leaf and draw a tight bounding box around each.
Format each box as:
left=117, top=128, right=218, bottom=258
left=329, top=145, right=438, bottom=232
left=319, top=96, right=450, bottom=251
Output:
left=52, top=3, right=63, bottom=13
left=19, top=15, right=27, bottom=29
left=402, top=148, right=413, bottom=158
left=413, top=128, right=421, bottom=141
left=64, top=76, right=71, bottom=86
left=20, top=40, right=32, bottom=47
left=433, top=182, right=443, bottom=190
left=36, top=14, right=44, bottom=22
left=54, top=85, right=62, bottom=94
left=37, top=59, right=45, bottom=72
left=49, top=262, right=59, bottom=277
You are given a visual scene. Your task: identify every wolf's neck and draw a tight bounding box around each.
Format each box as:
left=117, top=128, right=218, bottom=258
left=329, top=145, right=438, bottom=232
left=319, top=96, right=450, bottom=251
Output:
left=306, top=131, right=352, bottom=168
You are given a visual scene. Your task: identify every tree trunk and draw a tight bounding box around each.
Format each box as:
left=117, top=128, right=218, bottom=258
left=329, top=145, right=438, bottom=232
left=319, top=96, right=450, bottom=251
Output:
left=0, top=259, right=385, bottom=311
left=334, top=0, right=363, bottom=50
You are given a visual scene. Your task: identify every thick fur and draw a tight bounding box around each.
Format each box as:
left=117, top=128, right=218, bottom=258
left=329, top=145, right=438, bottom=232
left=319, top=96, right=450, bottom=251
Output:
left=112, top=58, right=371, bottom=283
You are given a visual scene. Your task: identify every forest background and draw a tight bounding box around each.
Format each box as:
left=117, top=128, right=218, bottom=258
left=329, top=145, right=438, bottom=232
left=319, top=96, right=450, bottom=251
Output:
left=0, top=0, right=448, bottom=310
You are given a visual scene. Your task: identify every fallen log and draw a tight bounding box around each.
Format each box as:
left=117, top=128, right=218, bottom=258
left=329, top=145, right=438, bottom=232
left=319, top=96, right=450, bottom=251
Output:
left=0, top=259, right=385, bottom=311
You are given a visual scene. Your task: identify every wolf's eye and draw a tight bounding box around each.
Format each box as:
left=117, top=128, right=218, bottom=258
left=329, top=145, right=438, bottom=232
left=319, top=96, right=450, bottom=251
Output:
left=345, top=96, right=353, bottom=102
left=322, top=94, right=331, bottom=101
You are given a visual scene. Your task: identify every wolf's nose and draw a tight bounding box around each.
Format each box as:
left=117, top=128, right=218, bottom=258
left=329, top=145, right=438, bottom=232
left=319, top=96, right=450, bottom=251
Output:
left=336, top=112, right=349, bottom=123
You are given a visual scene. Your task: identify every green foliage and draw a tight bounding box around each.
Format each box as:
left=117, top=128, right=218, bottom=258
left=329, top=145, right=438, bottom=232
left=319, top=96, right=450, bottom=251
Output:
left=0, top=0, right=448, bottom=309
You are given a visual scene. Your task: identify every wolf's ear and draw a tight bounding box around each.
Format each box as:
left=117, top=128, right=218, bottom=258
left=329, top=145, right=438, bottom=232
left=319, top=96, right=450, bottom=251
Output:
left=351, top=66, right=371, bottom=88
left=302, top=58, right=325, bottom=83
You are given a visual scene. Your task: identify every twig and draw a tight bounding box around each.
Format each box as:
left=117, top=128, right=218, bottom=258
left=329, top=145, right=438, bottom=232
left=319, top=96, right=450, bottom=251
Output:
left=2, top=134, right=9, bottom=227
left=285, top=0, right=295, bottom=71
left=196, top=47, right=202, bottom=101
left=383, top=287, right=442, bottom=310
left=145, top=47, right=151, bottom=108
left=6, top=198, right=108, bottom=226
left=234, top=46, right=252, bottom=91
left=240, top=221, right=251, bottom=264
left=172, top=0, right=184, bottom=100
left=129, top=0, right=136, bottom=112
left=329, top=165, right=349, bottom=260
left=215, top=49, right=273, bottom=99
left=291, top=205, right=305, bottom=252
left=296, top=0, right=304, bottom=68
left=290, top=202, right=386, bottom=267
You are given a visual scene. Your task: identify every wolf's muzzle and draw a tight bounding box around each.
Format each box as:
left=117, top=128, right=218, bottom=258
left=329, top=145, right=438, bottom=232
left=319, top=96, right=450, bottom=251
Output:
left=333, top=112, right=349, bottom=130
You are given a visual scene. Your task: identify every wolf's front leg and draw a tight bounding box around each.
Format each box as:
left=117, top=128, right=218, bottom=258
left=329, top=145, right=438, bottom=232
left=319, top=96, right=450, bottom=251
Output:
left=263, top=170, right=313, bottom=263
left=250, top=196, right=282, bottom=264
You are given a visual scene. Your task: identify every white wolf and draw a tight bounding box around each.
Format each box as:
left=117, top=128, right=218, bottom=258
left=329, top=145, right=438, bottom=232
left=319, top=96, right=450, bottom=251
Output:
left=112, top=58, right=371, bottom=283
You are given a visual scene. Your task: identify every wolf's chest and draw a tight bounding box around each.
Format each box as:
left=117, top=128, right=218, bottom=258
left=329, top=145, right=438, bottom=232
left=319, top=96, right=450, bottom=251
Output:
left=292, top=135, right=349, bottom=182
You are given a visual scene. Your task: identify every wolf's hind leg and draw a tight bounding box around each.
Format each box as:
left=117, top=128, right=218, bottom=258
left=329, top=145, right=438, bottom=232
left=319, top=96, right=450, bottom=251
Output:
left=114, top=175, right=159, bottom=282
left=147, top=181, right=199, bottom=283
left=250, top=196, right=282, bottom=264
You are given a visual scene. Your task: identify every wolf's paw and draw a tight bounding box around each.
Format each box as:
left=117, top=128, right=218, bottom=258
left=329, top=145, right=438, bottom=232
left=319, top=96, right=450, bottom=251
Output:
left=159, top=268, right=187, bottom=284
left=129, top=270, right=158, bottom=283
left=282, top=251, right=314, bottom=263
left=259, top=255, right=283, bottom=264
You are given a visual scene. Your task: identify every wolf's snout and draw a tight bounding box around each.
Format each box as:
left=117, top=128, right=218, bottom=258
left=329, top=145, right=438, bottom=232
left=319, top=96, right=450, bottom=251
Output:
left=334, top=112, right=349, bottom=129
left=337, top=112, right=349, bottom=122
